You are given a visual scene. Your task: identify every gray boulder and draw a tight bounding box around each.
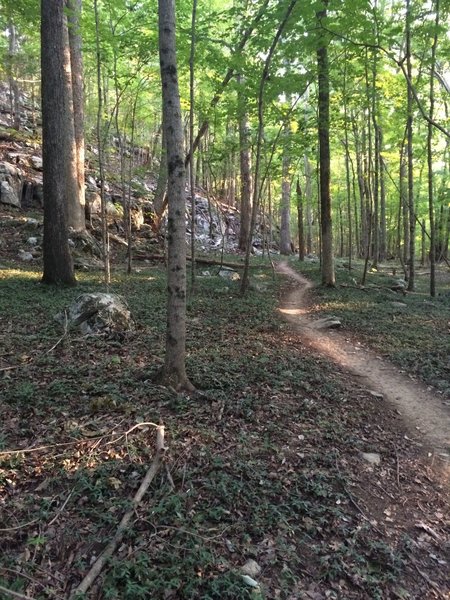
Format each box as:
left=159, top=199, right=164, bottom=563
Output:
left=0, top=162, right=22, bottom=207
left=56, top=293, right=133, bottom=335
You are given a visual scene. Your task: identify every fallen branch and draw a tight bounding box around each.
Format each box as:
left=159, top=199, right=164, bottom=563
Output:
left=134, top=253, right=269, bottom=270
left=70, top=426, right=166, bottom=598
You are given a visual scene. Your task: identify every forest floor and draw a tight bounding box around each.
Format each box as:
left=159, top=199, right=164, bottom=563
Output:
left=0, top=217, right=449, bottom=599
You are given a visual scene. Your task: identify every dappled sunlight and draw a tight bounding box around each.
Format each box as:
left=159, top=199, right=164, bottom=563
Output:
left=278, top=306, right=308, bottom=316
left=0, top=267, right=40, bottom=281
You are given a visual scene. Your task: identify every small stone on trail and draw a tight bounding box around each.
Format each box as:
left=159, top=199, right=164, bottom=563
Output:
left=312, top=316, right=341, bottom=330
left=390, top=302, right=407, bottom=308
left=362, top=452, right=381, bottom=465
left=369, top=391, right=384, bottom=399
left=241, top=559, right=261, bottom=578
left=27, top=237, right=38, bottom=245
left=241, top=575, right=259, bottom=588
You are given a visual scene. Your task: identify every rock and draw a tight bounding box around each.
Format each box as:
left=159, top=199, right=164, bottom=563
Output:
left=18, top=250, right=34, bottom=261
left=361, top=452, right=381, bottom=466
left=27, top=237, right=38, bottom=246
left=241, top=559, right=261, bottom=578
left=85, top=191, right=102, bottom=216
left=218, top=267, right=240, bottom=281
left=56, top=293, right=133, bottom=335
left=369, top=391, right=384, bottom=399
left=390, top=302, right=407, bottom=308
left=0, top=162, right=22, bottom=207
left=241, top=575, right=259, bottom=588
left=31, top=155, right=43, bottom=170
left=312, top=316, right=341, bottom=330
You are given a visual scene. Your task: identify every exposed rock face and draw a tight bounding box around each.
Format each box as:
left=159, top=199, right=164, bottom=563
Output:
left=56, top=293, right=133, bottom=335
left=0, top=162, right=22, bottom=207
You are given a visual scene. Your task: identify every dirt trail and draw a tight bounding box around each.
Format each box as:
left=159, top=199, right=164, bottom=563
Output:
left=277, top=262, right=450, bottom=462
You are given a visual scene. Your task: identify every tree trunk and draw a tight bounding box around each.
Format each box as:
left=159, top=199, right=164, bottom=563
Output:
left=7, top=19, right=20, bottom=130
left=406, top=0, right=415, bottom=290
left=316, top=1, right=335, bottom=286
left=67, top=0, right=86, bottom=231
left=297, top=179, right=304, bottom=261
left=427, top=0, right=439, bottom=296
left=41, top=0, right=76, bottom=286
left=189, top=0, right=198, bottom=289
left=240, top=0, right=297, bottom=294
left=304, top=155, right=313, bottom=255
left=158, top=0, right=193, bottom=391
left=153, top=129, right=168, bottom=223
left=279, top=121, right=292, bottom=255
left=238, top=75, right=252, bottom=251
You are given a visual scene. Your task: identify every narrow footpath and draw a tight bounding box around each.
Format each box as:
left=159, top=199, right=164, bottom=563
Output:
left=276, top=262, right=450, bottom=464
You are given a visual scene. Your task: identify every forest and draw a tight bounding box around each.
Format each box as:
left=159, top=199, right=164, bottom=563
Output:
left=0, top=0, right=449, bottom=598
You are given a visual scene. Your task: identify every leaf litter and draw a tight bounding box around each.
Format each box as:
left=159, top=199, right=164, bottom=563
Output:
left=0, top=258, right=449, bottom=599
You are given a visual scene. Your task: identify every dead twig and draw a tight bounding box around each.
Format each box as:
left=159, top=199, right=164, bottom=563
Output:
left=47, top=489, right=74, bottom=527
left=106, top=421, right=161, bottom=445
left=0, top=585, right=37, bottom=600
left=0, top=518, right=40, bottom=532
left=0, top=568, right=63, bottom=599
left=406, top=552, right=447, bottom=599
left=70, top=426, right=166, bottom=598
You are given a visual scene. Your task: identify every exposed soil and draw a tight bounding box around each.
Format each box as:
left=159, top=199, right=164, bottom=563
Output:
left=276, top=262, right=450, bottom=465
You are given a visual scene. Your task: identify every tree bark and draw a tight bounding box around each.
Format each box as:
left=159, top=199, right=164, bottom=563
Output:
left=6, top=19, right=20, bottom=130
left=279, top=121, right=292, bottom=255
left=238, top=75, right=252, bottom=251
left=317, top=1, right=335, bottom=286
left=158, top=0, right=193, bottom=391
left=189, top=0, right=198, bottom=289
left=427, top=0, right=439, bottom=296
left=41, top=0, right=76, bottom=285
left=67, top=0, right=86, bottom=231
left=297, top=179, right=305, bottom=261
left=406, top=0, right=415, bottom=290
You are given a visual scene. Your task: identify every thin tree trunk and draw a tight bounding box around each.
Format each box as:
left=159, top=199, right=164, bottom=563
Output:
left=343, top=56, right=352, bottom=267
left=7, top=19, right=20, bottom=130
left=304, top=155, right=313, bottom=254
left=280, top=120, right=292, bottom=255
left=406, top=0, right=415, bottom=290
left=237, top=75, right=252, bottom=251
left=427, top=0, right=439, bottom=296
left=94, top=0, right=110, bottom=285
left=317, top=1, right=335, bottom=286
left=189, top=0, right=198, bottom=289
left=186, top=0, right=271, bottom=167
left=158, top=0, right=193, bottom=391
left=297, top=179, right=304, bottom=261
left=240, top=0, right=297, bottom=294
left=67, top=0, right=86, bottom=231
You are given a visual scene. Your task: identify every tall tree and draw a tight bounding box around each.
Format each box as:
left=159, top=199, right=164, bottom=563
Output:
left=427, top=0, right=440, bottom=297
left=279, top=120, right=292, bottom=255
left=158, top=0, right=193, bottom=391
left=317, top=0, right=335, bottom=286
left=41, top=0, right=76, bottom=285
left=237, top=74, right=252, bottom=252
left=67, top=0, right=86, bottom=231
left=405, top=0, right=415, bottom=290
